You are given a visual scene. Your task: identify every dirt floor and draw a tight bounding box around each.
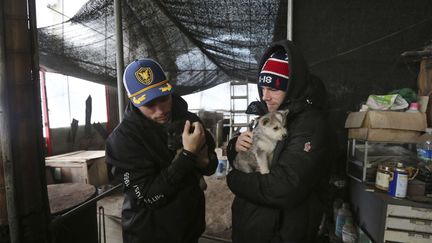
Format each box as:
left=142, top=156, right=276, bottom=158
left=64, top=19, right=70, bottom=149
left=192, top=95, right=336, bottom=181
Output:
left=96, top=174, right=235, bottom=242
left=203, top=175, right=234, bottom=241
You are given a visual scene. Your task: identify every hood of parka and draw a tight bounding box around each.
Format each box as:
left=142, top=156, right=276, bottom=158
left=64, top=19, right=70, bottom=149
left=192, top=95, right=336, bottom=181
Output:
left=257, top=40, right=328, bottom=113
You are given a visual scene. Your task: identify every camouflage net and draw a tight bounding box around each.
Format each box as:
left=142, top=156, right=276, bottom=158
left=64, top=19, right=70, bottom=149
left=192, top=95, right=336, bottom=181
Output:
left=38, top=0, right=288, bottom=95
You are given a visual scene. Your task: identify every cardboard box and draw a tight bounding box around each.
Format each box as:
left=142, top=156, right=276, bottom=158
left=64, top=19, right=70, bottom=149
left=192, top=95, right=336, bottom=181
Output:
left=45, top=150, right=108, bottom=187
left=345, top=111, right=427, bottom=142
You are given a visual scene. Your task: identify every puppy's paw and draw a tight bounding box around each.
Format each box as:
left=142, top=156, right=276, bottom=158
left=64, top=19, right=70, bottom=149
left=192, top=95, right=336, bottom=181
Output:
left=258, top=168, right=270, bottom=174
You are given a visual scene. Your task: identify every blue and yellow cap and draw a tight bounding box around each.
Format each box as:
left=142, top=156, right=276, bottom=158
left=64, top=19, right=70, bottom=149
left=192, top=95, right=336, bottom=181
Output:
left=123, top=58, right=173, bottom=107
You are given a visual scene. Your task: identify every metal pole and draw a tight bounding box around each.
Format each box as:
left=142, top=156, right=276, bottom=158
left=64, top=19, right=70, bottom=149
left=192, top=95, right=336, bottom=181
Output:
left=0, top=2, right=19, bottom=239
left=28, top=0, right=52, bottom=240
left=287, top=0, right=293, bottom=40
left=114, top=0, right=125, bottom=121
left=1, top=0, right=51, bottom=241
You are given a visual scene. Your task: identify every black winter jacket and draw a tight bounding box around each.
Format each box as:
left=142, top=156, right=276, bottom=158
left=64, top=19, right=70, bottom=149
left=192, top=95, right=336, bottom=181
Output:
left=227, top=40, right=335, bottom=243
left=106, top=94, right=218, bottom=243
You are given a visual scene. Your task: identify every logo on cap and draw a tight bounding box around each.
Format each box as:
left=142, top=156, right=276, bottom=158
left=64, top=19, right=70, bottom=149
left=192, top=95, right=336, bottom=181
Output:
left=159, top=83, right=172, bottom=92
left=135, top=67, right=153, bottom=85
left=304, top=142, right=312, bottom=152
left=132, top=94, right=147, bottom=105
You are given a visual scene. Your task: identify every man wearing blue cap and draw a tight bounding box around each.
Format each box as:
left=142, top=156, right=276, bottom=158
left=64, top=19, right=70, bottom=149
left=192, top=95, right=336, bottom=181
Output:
left=106, top=58, right=218, bottom=243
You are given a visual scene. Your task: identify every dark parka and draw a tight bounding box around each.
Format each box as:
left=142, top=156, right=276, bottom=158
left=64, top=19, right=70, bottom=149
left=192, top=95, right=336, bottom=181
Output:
left=227, top=40, right=334, bottom=243
left=106, top=94, right=218, bottom=243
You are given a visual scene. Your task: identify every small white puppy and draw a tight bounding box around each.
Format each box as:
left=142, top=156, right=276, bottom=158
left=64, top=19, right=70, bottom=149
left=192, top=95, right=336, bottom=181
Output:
left=234, top=109, right=288, bottom=174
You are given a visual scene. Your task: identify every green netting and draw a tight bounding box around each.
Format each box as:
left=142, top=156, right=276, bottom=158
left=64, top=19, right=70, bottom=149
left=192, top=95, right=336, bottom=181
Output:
left=38, top=0, right=287, bottom=95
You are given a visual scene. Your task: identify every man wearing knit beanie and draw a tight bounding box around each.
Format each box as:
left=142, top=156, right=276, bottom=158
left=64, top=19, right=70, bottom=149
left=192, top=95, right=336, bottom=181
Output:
left=227, top=40, right=335, bottom=243
left=258, top=50, right=289, bottom=112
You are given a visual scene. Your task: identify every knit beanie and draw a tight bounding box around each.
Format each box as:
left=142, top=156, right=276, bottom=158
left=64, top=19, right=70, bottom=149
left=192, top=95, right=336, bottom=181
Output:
left=258, top=51, right=289, bottom=91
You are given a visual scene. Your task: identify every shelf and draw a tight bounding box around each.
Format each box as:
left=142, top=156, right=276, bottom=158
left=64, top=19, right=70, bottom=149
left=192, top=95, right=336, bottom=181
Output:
left=346, top=139, right=418, bottom=183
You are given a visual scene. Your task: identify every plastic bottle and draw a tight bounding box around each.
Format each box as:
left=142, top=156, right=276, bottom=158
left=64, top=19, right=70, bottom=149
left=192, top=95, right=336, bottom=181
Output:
left=416, top=128, right=432, bottom=164
left=215, top=159, right=227, bottom=179
left=342, top=217, right=357, bottom=243
left=335, top=202, right=352, bottom=238
left=333, top=198, right=343, bottom=223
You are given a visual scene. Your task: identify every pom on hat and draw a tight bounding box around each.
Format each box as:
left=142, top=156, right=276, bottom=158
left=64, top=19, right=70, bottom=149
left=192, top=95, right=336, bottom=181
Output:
left=258, top=51, right=289, bottom=91
left=123, top=58, right=173, bottom=107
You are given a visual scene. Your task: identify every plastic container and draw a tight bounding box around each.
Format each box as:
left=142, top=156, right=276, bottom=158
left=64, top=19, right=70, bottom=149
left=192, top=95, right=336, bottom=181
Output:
left=406, top=102, right=420, bottom=112
left=335, top=202, right=352, bottom=238
left=342, top=217, right=357, bottom=243
left=416, top=128, right=432, bottom=164
left=215, top=159, right=227, bottom=179
left=388, top=162, right=409, bottom=198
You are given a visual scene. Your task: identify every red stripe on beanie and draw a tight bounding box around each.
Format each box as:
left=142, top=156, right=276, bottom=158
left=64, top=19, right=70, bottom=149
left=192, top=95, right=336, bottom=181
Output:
left=261, top=58, right=289, bottom=78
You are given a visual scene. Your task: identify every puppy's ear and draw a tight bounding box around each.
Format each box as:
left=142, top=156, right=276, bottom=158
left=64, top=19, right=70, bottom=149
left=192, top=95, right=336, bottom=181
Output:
left=278, top=109, right=289, bottom=127
left=280, top=109, right=289, bottom=117
left=261, top=117, right=270, bottom=126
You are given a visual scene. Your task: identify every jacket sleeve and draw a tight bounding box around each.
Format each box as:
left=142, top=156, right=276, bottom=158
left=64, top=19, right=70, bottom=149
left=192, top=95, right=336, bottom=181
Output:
left=106, top=132, right=197, bottom=210
left=227, top=124, right=329, bottom=209
left=227, top=136, right=238, bottom=167
left=196, top=129, right=218, bottom=176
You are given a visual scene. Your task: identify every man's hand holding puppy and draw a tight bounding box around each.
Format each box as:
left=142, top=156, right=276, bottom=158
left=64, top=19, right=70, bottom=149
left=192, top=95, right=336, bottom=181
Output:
left=182, top=121, right=210, bottom=169
left=235, top=131, right=253, bottom=152
left=182, top=120, right=206, bottom=155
